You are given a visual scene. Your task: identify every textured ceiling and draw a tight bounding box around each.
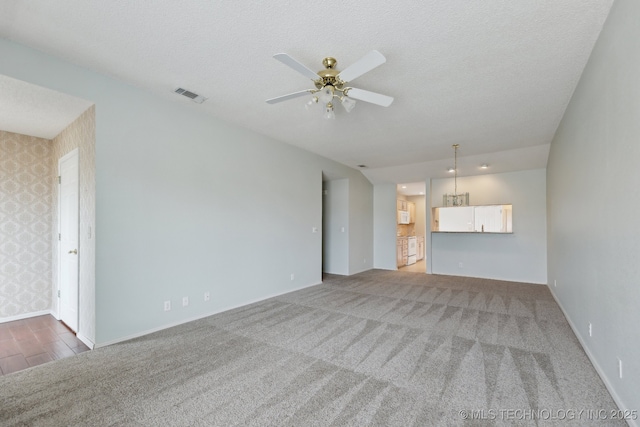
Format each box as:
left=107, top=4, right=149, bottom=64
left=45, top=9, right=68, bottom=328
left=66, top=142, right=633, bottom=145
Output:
left=0, top=75, right=92, bottom=139
left=0, top=0, right=613, bottom=181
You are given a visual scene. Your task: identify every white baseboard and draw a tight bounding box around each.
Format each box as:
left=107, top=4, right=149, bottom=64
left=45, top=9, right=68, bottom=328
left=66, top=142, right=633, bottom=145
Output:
left=76, top=333, right=95, bottom=350
left=548, top=286, right=637, bottom=427
left=95, top=280, right=322, bottom=349
left=0, top=310, right=52, bottom=324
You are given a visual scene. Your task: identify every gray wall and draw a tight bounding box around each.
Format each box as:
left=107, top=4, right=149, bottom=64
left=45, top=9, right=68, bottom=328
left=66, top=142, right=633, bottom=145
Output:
left=348, top=175, right=374, bottom=274
left=547, top=0, right=639, bottom=415
left=322, top=179, right=349, bottom=275
left=373, top=184, right=398, bottom=270
left=431, top=169, right=547, bottom=284
left=0, top=38, right=373, bottom=346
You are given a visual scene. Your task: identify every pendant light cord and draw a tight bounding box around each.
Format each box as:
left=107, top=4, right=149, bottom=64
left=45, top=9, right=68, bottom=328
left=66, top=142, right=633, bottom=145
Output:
left=453, top=144, right=459, bottom=196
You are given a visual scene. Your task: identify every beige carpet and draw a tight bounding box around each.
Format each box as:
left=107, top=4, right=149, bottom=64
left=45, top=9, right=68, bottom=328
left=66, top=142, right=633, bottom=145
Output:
left=0, top=270, right=622, bottom=426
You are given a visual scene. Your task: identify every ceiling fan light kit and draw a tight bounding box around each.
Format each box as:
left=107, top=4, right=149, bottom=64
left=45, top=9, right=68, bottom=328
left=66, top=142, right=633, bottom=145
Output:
left=266, top=50, right=394, bottom=119
left=341, top=96, right=356, bottom=112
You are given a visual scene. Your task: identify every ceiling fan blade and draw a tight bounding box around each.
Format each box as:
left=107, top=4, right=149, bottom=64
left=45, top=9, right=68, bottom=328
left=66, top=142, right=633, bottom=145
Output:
left=273, top=53, right=319, bottom=81
left=337, top=50, right=387, bottom=83
left=266, top=90, right=312, bottom=104
left=346, top=88, right=394, bottom=107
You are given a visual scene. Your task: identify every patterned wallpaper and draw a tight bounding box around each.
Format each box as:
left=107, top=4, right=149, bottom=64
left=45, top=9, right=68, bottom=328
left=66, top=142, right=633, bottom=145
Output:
left=0, top=131, right=53, bottom=317
left=52, top=106, right=96, bottom=342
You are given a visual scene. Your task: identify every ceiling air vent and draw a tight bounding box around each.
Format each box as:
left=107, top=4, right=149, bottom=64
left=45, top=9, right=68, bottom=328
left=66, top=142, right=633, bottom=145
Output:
left=174, top=88, right=207, bottom=104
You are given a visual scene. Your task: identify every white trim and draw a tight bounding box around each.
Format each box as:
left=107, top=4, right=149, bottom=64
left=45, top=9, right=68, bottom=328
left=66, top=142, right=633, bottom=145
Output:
left=548, top=286, right=637, bottom=427
left=95, top=281, right=323, bottom=348
left=76, top=333, right=95, bottom=350
left=0, top=310, right=52, bottom=324
left=426, top=178, right=433, bottom=274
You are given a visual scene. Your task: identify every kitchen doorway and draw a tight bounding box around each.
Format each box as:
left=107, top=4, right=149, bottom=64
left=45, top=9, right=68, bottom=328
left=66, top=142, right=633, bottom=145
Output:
left=400, top=259, right=426, bottom=273
left=396, top=182, right=427, bottom=273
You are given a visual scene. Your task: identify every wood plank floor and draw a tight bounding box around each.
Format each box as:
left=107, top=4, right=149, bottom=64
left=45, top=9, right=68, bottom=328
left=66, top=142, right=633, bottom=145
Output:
left=399, top=258, right=426, bottom=273
left=0, top=315, right=89, bottom=375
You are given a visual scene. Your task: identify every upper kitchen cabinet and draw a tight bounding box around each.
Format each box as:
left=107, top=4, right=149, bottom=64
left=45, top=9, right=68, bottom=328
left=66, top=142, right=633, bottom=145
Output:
left=397, top=199, right=416, bottom=224
left=408, top=202, right=415, bottom=224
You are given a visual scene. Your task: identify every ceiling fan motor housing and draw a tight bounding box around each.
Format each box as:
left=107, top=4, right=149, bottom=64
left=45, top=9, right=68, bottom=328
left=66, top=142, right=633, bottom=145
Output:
left=315, top=57, right=345, bottom=90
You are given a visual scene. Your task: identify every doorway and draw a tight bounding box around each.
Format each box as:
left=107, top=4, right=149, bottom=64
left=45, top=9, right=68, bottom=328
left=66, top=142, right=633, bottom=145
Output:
left=0, top=75, right=95, bottom=346
left=396, top=182, right=427, bottom=273
left=322, top=177, right=349, bottom=275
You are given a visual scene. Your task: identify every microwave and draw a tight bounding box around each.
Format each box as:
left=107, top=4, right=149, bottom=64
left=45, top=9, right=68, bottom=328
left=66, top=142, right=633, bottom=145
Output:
left=398, top=210, right=410, bottom=224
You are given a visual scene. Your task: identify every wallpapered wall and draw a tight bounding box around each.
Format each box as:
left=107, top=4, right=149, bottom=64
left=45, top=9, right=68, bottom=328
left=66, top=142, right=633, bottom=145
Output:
left=51, top=106, right=96, bottom=341
left=0, top=131, right=53, bottom=317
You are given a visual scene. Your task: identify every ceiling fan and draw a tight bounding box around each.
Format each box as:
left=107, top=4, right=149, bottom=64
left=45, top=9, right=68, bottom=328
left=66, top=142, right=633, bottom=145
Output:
left=266, top=50, right=394, bottom=119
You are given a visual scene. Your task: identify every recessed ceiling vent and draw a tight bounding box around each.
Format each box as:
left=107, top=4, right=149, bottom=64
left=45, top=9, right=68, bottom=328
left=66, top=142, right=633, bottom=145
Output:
left=174, top=88, right=207, bottom=104
left=357, top=164, right=367, bottom=168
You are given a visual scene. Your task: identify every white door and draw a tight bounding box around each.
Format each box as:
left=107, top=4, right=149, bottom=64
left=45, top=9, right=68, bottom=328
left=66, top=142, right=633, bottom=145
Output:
left=59, top=149, right=79, bottom=332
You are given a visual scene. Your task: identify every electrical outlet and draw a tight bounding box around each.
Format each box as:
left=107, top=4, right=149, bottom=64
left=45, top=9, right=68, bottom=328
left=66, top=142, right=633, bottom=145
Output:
left=458, top=262, right=463, bottom=268
left=290, top=273, right=294, bottom=281
left=164, top=300, right=171, bottom=311
left=618, top=358, right=623, bottom=379
left=204, top=292, right=210, bottom=302
left=588, top=322, right=592, bottom=337
left=182, top=296, right=189, bottom=307
left=363, top=258, right=366, bottom=264
left=554, top=279, right=557, bottom=287
left=312, top=227, right=318, bottom=233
